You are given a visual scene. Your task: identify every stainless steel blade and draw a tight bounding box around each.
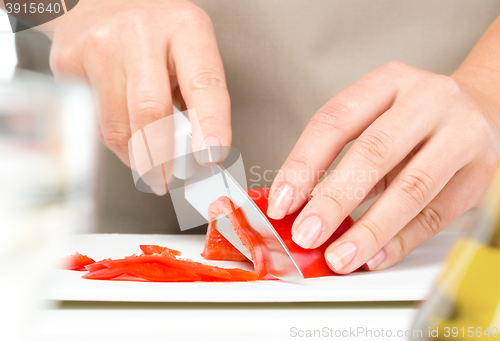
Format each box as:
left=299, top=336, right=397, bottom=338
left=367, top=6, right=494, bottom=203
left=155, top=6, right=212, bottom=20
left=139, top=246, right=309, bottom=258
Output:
left=216, top=164, right=304, bottom=281
left=215, top=216, right=252, bottom=260
left=181, top=132, right=303, bottom=280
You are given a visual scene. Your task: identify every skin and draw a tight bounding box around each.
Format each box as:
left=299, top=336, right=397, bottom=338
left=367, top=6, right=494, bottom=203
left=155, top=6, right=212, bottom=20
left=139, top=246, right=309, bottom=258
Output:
left=267, top=14, right=500, bottom=274
left=12, top=0, right=232, bottom=195
left=3, top=1, right=499, bottom=272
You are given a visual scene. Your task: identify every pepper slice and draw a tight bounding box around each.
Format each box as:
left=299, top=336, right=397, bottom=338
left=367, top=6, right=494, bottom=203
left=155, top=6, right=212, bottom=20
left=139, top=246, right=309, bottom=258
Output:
left=95, top=254, right=233, bottom=280
left=201, top=188, right=354, bottom=279
left=140, top=245, right=182, bottom=257
left=206, top=196, right=269, bottom=278
left=84, top=243, right=259, bottom=282
left=63, top=252, right=96, bottom=271
left=83, top=262, right=201, bottom=282
left=200, top=228, right=248, bottom=262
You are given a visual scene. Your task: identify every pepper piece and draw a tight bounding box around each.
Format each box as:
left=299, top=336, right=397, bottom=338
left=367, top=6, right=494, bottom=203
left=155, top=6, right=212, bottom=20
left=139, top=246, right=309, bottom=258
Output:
left=201, top=188, right=354, bottom=279
left=83, top=262, right=201, bottom=282
left=63, top=252, right=96, bottom=271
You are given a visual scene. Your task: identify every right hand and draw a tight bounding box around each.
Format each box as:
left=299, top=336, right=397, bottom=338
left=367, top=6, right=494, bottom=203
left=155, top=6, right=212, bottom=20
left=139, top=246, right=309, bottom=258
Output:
left=44, top=0, right=231, bottom=194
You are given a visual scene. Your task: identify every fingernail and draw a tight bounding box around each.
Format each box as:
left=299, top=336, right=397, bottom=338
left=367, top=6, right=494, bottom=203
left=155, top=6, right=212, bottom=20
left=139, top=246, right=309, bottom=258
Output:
left=325, top=242, right=357, bottom=271
left=267, top=184, right=294, bottom=219
left=200, top=136, right=222, bottom=164
left=366, top=249, right=385, bottom=270
left=292, top=215, right=323, bottom=249
left=151, top=186, right=167, bottom=196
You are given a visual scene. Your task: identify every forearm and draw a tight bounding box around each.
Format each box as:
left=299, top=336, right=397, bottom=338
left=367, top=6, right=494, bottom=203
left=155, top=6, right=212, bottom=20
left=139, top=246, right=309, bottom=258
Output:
left=452, top=14, right=500, bottom=130
left=456, top=14, right=500, bottom=75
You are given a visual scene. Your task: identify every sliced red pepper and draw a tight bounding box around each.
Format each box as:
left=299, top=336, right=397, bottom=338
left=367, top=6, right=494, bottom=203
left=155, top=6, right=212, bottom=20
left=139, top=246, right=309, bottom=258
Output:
left=205, top=196, right=269, bottom=279
left=126, top=263, right=200, bottom=282
left=201, top=188, right=354, bottom=279
left=85, top=254, right=258, bottom=282
left=63, top=252, right=96, bottom=271
left=95, top=254, right=233, bottom=280
left=223, top=268, right=259, bottom=281
left=85, top=261, right=109, bottom=272
left=82, top=266, right=126, bottom=280
left=140, top=245, right=182, bottom=257
left=83, top=262, right=200, bottom=282
left=200, top=228, right=248, bottom=262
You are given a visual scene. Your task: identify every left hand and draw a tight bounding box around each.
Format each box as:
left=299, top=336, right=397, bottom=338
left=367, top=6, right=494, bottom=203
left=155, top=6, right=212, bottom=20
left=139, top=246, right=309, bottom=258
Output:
left=267, top=61, right=500, bottom=274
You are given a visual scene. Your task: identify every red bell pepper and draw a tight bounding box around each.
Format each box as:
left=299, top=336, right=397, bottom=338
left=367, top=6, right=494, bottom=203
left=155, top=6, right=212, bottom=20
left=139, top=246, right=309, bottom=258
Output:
left=82, top=243, right=258, bottom=282
left=201, top=188, right=354, bottom=279
left=63, top=252, right=96, bottom=271
left=204, top=196, right=269, bottom=278
left=140, top=245, right=182, bottom=257
left=83, top=262, right=201, bottom=282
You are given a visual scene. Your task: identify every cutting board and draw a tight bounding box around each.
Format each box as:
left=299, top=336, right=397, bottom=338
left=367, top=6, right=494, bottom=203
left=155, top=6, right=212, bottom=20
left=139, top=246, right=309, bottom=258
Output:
left=44, top=232, right=458, bottom=303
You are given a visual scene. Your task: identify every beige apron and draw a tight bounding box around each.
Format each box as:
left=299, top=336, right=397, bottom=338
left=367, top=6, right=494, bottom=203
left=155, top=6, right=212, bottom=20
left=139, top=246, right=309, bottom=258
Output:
left=15, top=0, right=500, bottom=233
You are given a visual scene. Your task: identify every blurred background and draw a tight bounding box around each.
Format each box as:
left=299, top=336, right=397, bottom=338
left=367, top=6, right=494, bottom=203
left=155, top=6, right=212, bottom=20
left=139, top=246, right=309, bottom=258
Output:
left=0, top=11, right=17, bottom=81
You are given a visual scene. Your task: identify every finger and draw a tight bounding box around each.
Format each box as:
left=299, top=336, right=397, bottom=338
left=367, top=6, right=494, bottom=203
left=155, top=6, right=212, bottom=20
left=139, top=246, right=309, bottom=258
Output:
left=126, top=45, right=174, bottom=194
left=291, top=95, right=441, bottom=249
left=87, top=66, right=131, bottom=166
left=267, top=62, right=414, bottom=220
left=170, top=10, right=231, bottom=164
left=365, top=159, right=496, bottom=271
left=323, top=132, right=474, bottom=274
left=360, top=154, right=412, bottom=205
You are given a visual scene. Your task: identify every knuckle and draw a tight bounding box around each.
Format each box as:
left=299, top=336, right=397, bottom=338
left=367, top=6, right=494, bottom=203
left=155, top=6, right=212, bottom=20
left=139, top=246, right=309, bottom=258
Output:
left=312, top=187, right=344, bottom=213
left=187, top=70, right=227, bottom=92
left=198, top=114, right=225, bottom=129
left=352, top=130, right=392, bottom=169
left=418, top=206, right=443, bottom=237
left=288, top=151, right=318, bottom=172
left=126, top=8, right=150, bottom=24
left=357, top=220, right=385, bottom=246
left=468, top=111, right=494, bottom=142
left=177, top=5, right=211, bottom=25
left=85, top=26, right=114, bottom=52
left=103, top=130, right=130, bottom=148
left=392, top=234, right=410, bottom=258
left=312, top=101, right=354, bottom=133
left=397, top=170, right=433, bottom=207
left=50, top=49, right=76, bottom=74
left=378, top=61, right=409, bottom=77
left=285, top=154, right=323, bottom=186
left=133, top=99, right=167, bottom=123
left=431, top=75, right=461, bottom=97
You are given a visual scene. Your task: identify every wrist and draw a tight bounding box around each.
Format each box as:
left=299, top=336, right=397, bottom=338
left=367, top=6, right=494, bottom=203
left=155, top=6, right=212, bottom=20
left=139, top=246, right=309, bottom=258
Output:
left=451, top=65, right=500, bottom=132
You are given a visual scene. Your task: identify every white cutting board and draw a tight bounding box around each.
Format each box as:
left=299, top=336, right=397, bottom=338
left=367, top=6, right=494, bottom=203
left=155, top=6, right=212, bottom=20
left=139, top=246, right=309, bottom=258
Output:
left=44, top=232, right=458, bottom=303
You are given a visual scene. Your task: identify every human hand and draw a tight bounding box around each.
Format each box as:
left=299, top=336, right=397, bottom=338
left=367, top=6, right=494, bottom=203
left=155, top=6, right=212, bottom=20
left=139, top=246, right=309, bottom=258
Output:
left=45, top=0, right=230, bottom=194
left=267, top=61, right=500, bottom=273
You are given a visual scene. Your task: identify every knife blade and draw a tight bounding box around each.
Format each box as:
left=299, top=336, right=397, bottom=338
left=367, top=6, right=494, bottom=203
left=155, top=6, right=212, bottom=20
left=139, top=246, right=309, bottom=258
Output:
left=184, top=160, right=303, bottom=280
left=173, top=109, right=303, bottom=280
left=217, top=162, right=304, bottom=280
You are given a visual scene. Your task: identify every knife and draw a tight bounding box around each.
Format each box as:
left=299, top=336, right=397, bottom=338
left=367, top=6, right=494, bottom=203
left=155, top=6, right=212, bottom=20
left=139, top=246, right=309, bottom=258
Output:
left=174, top=108, right=304, bottom=280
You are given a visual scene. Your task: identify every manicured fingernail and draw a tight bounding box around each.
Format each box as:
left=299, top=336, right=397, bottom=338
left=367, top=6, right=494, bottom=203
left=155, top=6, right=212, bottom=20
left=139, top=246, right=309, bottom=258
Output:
left=267, top=184, right=294, bottom=219
left=325, top=242, right=357, bottom=271
left=292, top=215, right=323, bottom=249
left=151, top=186, right=167, bottom=196
left=200, top=136, right=222, bottom=164
left=366, top=249, right=385, bottom=270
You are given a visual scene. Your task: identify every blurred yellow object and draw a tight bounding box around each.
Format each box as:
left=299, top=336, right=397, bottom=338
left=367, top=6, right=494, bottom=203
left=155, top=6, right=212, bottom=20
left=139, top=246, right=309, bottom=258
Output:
left=413, top=166, right=500, bottom=340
